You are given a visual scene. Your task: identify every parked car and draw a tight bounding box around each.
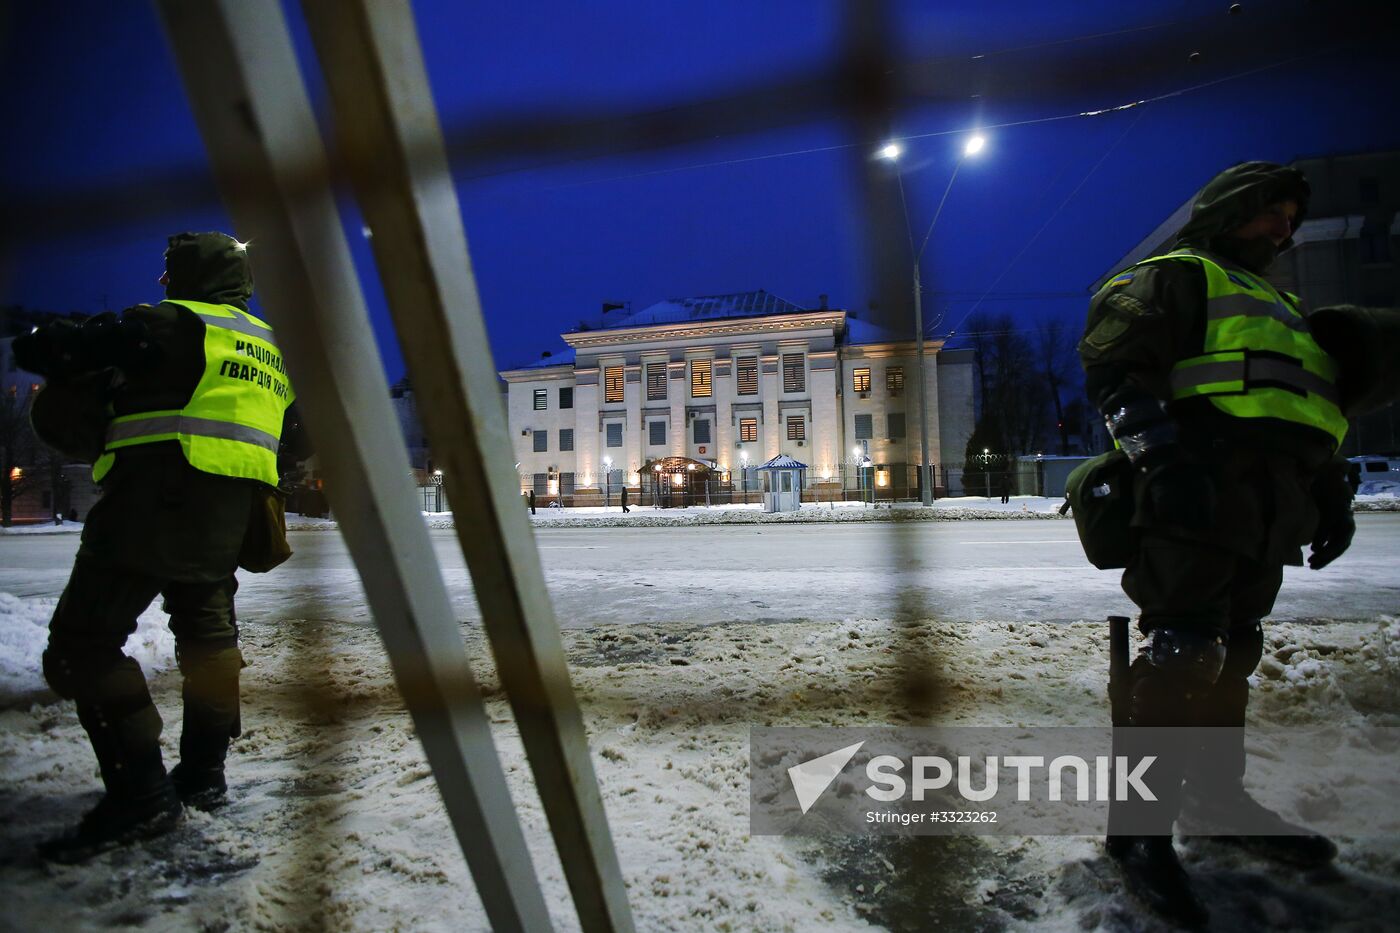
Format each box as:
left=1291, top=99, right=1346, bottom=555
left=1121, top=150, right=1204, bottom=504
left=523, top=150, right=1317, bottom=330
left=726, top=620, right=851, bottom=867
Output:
left=1347, top=455, right=1400, bottom=495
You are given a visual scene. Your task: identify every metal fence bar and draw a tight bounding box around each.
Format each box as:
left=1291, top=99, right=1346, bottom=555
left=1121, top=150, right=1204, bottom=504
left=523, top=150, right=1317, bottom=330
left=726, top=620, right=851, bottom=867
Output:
left=153, top=3, right=553, bottom=930
left=296, top=3, right=634, bottom=930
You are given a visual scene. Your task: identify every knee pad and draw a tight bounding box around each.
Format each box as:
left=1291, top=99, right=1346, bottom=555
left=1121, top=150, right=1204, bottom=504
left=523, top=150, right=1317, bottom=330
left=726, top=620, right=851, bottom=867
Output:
left=42, top=644, right=127, bottom=701
left=1141, top=627, right=1227, bottom=685
left=1221, top=619, right=1264, bottom=682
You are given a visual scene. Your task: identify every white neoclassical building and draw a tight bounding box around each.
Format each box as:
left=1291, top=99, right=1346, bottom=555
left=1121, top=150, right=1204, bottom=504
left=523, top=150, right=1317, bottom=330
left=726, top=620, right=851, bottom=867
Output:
left=500, top=291, right=975, bottom=506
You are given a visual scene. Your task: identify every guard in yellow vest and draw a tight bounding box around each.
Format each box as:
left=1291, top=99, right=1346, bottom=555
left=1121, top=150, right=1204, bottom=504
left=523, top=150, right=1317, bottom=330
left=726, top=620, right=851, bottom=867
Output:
left=1079, top=163, right=1352, bottom=927
left=13, top=232, right=294, bottom=863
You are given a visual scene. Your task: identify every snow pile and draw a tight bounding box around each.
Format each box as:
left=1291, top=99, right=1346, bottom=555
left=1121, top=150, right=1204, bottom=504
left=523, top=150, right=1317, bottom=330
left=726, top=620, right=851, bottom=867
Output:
left=0, top=593, right=176, bottom=708
left=0, top=522, right=83, bottom=535
left=1, top=606, right=1395, bottom=930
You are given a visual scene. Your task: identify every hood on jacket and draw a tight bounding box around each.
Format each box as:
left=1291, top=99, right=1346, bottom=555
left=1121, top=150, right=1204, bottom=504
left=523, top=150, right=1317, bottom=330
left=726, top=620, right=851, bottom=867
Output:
left=163, top=232, right=254, bottom=308
left=1172, top=161, right=1310, bottom=273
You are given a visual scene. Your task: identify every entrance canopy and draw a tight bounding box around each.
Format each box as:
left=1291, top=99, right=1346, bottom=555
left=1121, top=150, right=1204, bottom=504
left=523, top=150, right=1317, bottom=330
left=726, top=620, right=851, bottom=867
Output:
left=643, top=456, right=715, bottom=476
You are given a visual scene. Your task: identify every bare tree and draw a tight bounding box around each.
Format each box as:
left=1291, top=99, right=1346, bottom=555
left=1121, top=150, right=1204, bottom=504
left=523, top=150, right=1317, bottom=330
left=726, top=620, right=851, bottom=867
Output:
left=0, top=385, right=38, bottom=526
left=1034, top=314, right=1078, bottom=455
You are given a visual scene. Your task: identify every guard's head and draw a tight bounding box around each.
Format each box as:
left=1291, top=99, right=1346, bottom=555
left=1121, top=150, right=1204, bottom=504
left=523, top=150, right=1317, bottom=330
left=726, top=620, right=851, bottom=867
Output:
left=161, top=232, right=254, bottom=307
left=1174, top=162, right=1310, bottom=272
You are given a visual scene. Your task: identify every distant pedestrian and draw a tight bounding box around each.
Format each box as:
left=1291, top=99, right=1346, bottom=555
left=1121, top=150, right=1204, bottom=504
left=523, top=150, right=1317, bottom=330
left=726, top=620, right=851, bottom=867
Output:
left=66, top=507, right=79, bottom=523
left=527, top=490, right=536, bottom=515
left=999, top=475, right=1011, bottom=505
left=621, top=487, right=630, bottom=513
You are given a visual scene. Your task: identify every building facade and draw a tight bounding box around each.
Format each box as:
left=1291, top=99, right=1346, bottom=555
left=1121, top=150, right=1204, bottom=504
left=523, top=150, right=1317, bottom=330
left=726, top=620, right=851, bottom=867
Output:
left=500, top=291, right=976, bottom=505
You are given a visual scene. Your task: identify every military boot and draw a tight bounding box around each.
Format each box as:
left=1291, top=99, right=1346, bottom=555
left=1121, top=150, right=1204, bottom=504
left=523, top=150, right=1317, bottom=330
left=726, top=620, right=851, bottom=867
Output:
left=1107, top=836, right=1210, bottom=930
left=1181, top=669, right=1337, bottom=867
left=172, top=643, right=242, bottom=810
left=38, top=701, right=182, bottom=864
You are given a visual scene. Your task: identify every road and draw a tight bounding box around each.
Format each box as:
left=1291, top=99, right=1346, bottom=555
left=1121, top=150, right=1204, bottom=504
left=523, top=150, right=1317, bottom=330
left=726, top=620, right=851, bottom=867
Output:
left=4, top=515, right=1397, bottom=626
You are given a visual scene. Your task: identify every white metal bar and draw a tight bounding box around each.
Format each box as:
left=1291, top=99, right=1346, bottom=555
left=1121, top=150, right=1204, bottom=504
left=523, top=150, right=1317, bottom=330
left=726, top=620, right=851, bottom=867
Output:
left=296, top=3, right=634, bottom=929
left=153, top=3, right=553, bottom=930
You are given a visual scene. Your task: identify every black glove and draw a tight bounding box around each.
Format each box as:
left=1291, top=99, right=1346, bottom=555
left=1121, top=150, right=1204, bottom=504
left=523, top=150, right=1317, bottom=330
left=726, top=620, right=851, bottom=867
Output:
left=1309, top=472, right=1355, bottom=570
left=1142, top=457, right=1217, bottom=532
left=11, top=319, right=81, bottom=377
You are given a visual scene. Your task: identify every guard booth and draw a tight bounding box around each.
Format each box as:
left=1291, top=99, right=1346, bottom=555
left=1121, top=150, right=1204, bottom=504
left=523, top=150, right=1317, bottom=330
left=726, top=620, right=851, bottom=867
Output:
left=758, top=454, right=806, bottom=513
left=643, top=456, right=715, bottom=507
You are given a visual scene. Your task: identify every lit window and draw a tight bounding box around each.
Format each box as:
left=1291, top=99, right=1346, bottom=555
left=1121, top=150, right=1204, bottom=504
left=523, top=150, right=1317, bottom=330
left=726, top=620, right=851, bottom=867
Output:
left=690, top=359, right=712, bottom=398
left=604, top=366, right=624, bottom=403
left=740, top=418, right=758, bottom=443
left=787, top=415, right=805, bottom=441
left=736, top=357, right=758, bottom=395
left=852, top=368, right=871, bottom=393
left=886, top=367, right=904, bottom=393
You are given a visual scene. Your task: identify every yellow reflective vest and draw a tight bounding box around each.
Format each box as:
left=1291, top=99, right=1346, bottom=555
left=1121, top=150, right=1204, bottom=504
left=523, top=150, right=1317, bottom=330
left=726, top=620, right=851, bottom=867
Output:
left=1134, top=248, right=1348, bottom=450
left=93, top=300, right=294, bottom=486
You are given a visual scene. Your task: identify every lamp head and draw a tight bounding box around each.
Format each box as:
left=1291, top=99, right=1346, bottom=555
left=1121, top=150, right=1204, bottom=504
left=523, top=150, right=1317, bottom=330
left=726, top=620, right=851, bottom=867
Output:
left=964, top=135, right=986, bottom=157
left=878, top=142, right=902, bottom=161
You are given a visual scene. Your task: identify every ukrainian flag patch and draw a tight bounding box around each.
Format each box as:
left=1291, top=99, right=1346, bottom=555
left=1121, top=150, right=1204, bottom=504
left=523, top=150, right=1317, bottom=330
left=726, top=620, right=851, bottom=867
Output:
left=1106, top=271, right=1136, bottom=288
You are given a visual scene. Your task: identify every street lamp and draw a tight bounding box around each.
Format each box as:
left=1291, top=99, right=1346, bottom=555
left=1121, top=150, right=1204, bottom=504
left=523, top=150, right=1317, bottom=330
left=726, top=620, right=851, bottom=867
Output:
left=880, top=133, right=987, bottom=506
left=602, top=455, right=612, bottom=509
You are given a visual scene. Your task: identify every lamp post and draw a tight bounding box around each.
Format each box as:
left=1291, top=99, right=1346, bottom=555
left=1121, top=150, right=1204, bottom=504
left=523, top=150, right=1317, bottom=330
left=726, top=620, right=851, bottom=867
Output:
left=880, top=134, right=986, bottom=506
left=740, top=450, right=749, bottom=506
left=602, top=455, right=612, bottom=509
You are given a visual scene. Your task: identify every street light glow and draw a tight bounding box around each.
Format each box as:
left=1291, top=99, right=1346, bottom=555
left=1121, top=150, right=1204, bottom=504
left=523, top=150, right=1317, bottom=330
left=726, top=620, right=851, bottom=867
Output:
left=964, top=135, right=986, bottom=157
left=878, top=142, right=902, bottom=161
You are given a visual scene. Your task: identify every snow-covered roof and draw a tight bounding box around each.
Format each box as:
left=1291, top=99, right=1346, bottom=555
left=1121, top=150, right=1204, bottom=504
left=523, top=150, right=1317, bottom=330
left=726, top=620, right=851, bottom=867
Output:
left=757, top=454, right=808, bottom=471
left=599, top=290, right=807, bottom=329
left=514, top=347, right=576, bottom=370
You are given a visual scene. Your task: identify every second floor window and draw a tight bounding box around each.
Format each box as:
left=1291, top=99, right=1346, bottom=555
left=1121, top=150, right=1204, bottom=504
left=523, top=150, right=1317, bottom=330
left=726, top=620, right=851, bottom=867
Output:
left=852, top=368, right=871, bottom=393
left=739, top=417, right=758, bottom=442
left=559, top=428, right=574, bottom=451
left=694, top=418, right=711, bottom=444
left=533, top=430, right=548, bottom=452
left=606, top=422, right=623, bottom=447
left=604, top=366, right=624, bottom=403
left=649, top=420, right=666, bottom=446
left=691, top=359, right=712, bottom=398
left=647, top=363, right=667, bottom=400
left=887, top=413, right=906, bottom=439
left=782, top=353, right=805, bottom=393
left=736, top=356, right=758, bottom=395
left=533, top=389, right=547, bottom=410
left=854, top=413, right=873, bottom=439
left=786, top=415, right=805, bottom=441
left=886, top=367, right=904, bottom=393
left=559, top=386, right=574, bottom=409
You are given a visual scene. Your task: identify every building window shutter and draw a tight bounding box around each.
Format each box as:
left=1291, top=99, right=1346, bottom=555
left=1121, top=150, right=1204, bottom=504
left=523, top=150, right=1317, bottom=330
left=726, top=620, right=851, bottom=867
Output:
left=886, top=367, right=904, bottom=393
left=647, top=364, right=667, bottom=400
left=739, top=418, right=757, bottom=443
left=691, top=359, right=712, bottom=398
left=649, top=421, right=666, bottom=446
left=786, top=415, right=805, bottom=440
left=736, top=356, right=758, bottom=395
left=852, top=368, right=871, bottom=392
left=604, top=366, right=624, bottom=402
left=887, top=413, right=905, bottom=439
left=533, top=430, right=548, bottom=452
left=533, top=389, right=547, bottom=410
left=559, top=428, right=574, bottom=451
left=606, top=423, right=623, bottom=447
left=854, top=413, right=873, bottom=439
left=782, top=353, right=805, bottom=392
left=694, top=419, right=711, bottom=444
left=559, top=386, right=574, bottom=409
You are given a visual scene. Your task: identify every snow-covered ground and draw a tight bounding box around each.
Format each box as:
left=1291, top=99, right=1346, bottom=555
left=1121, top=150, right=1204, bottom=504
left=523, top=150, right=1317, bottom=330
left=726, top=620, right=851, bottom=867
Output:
left=1, top=520, right=1397, bottom=930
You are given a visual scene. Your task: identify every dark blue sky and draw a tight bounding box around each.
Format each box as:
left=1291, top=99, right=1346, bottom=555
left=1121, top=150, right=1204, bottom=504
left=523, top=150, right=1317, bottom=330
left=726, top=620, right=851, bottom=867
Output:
left=4, top=1, right=1398, bottom=379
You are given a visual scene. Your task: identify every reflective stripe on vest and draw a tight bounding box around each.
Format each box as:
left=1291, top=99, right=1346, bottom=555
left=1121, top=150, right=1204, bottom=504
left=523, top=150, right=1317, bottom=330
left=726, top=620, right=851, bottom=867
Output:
left=1134, top=249, right=1348, bottom=449
left=93, top=300, right=293, bottom=485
